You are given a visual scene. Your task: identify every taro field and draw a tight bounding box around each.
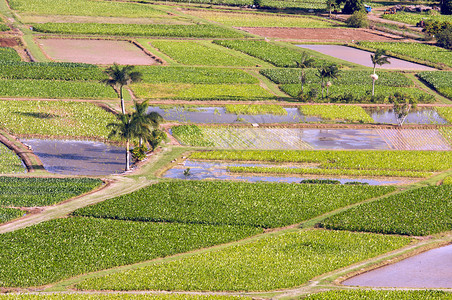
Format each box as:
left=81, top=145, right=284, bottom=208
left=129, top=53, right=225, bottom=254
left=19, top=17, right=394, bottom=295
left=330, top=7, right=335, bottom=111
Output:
left=1, top=0, right=452, bottom=298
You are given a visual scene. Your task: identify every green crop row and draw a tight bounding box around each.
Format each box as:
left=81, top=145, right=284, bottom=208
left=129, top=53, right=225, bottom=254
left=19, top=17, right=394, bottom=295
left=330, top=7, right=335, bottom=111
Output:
left=190, top=150, right=452, bottom=172
left=0, top=207, right=23, bottom=224
left=0, top=142, right=25, bottom=174
left=443, top=176, right=452, bottom=185
left=0, top=177, right=102, bottom=207
left=0, top=47, right=21, bottom=62
left=0, top=100, right=117, bottom=139
left=171, top=125, right=215, bottom=146
left=418, top=71, right=452, bottom=99
left=382, top=11, right=452, bottom=25
left=0, top=62, right=107, bottom=81
left=76, top=229, right=410, bottom=292
left=224, top=104, right=287, bottom=115
left=185, top=10, right=336, bottom=28
left=10, top=0, right=165, bottom=18
left=135, top=66, right=258, bottom=84
left=131, top=83, right=275, bottom=100
left=0, top=217, right=261, bottom=287
left=32, top=23, right=245, bottom=38
left=213, top=40, right=317, bottom=68
left=435, top=107, right=452, bottom=123
left=0, top=79, right=116, bottom=99
left=305, top=290, right=452, bottom=300
left=281, top=84, right=434, bottom=103
left=0, top=294, right=248, bottom=300
left=73, top=181, right=394, bottom=229
left=358, top=42, right=452, bottom=68
left=439, top=127, right=452, bottom=145
left=321, top=185, right=452, bottom=236
left=261, top=69, right=413, bottom=86
left=228, top=166, right=431, bottom=178
left=299, top=105, right=374, bottom=123
left=150, top=40, right=262, bottom=67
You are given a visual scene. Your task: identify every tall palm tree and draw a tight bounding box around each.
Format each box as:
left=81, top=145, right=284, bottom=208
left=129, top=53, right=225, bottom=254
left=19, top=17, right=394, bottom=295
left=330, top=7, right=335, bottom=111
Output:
left=130, top=100, right=163, bottom=147
left=102, top=63, right=142, bottom=114
left=107, top=113, right=134, bottom=171
left=316, top=66, right=328, bottom=98
left=296, top=52, right=315, bottom=96
left=370, top=49, right=391, bottom=96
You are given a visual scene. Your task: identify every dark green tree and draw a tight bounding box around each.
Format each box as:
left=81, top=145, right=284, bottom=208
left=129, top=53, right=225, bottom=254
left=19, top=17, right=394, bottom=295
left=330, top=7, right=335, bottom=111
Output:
left=130, top=100, right=163, bottom=147
left=441, top=0, right=452, bottom=15
left=337, top=0, right=364, bottom=14
left=295, top=52, right=315, bottom=97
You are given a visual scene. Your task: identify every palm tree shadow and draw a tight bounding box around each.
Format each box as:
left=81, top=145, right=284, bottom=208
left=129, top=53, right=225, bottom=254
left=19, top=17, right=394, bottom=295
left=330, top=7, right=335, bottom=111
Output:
left=14, top=112, right=59, bottom=119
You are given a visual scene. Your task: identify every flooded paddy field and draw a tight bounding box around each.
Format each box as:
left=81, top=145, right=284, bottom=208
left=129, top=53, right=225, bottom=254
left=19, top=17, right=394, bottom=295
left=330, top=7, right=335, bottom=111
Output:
left=21, top=139, right=125, bottom=176
left=296, top=45, right=435, bottom=70
left=163, top=160, right=409, bottom=185
left=343, top=244, right=452, bottom=288
left=151, top=106, right=447, bottom=125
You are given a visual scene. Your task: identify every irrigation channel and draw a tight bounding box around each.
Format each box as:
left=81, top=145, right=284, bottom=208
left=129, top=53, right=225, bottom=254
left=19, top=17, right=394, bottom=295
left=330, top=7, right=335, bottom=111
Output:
left=21, top=139, right=125, bottom=176
left=342, top=244, right=452, bottom=288
left=149, top=106, right=448, bottom=125
left=163, top=160, right=412, bottom=185
left=296, top=45, right=436, bottom=70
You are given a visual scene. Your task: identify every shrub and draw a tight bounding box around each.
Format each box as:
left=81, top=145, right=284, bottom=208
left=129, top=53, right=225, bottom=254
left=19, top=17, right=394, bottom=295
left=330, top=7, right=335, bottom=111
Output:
left=346, top=11, right=368, bottom=28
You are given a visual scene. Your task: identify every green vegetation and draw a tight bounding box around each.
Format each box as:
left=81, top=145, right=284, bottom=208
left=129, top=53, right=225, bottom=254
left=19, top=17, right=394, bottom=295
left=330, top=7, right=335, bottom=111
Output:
left=261, top=69, right=412, bottom=86
left=73, top=181, right=394, bottom=228
left=0, top=100, right=117, bottom=139
left=136, top=66, right=258, bottom=84
left=382, top=11, right=452, bottom=25
left=32, top=23, right=245, bottom=38
left=172, top=125, right=214, bottom=146
left=10, top=0, right=166, bottom=17
left=0, top=295, right=248, bottom=300
left=224, top=104, right=287, bottom=115
left=228, top=165, right=431, bottom=178
left=321, top=185, right=452, bottom=236
left=305, top=290, right=452, bottom=299
left=0, top=62, right=107, bottom=81
left=150, top=40, right=262, bottom=66
left=131, top=83, right=275, bottom=100
left=186, top=10, right=336, bottom=28
left=0, top=217, right=261, bottom=287
left=300, top=105, right=374, bottom=123
left=0, top=79, right=116, bottom=99
left=77, top=229, right=410, bottom=292
left=0, top=177, right=102, bottom=207
left=443, top=176, right=452, bottom=185
left=358, top=42, right=452, bottom=68
left=0, top=207, right=23, bottom=224
left=418, top=71, right=452, bottom=99
left=191, top=150, right=452, bottom=172
left=214, top=40, right=314, bottom=68
left=440, top=127, right=452, bottom=144
left=0, top=143, right=25, bottom=174
left=435, top=106, right=452, bottom=122
left=0, top=47, right=21, bottom=62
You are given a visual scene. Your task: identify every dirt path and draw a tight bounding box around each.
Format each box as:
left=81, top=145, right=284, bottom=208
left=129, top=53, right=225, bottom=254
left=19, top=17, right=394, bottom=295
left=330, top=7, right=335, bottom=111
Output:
left=0, top=176, right=154, bottom=234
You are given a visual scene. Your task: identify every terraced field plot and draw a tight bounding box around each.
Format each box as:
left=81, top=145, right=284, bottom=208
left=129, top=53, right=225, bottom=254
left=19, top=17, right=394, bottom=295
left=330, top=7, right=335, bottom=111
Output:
left=173, top=127, right=451, bottom=150
left=37, top=39, right=159, bottom=65
left=0, top=142, right=25, bottom=174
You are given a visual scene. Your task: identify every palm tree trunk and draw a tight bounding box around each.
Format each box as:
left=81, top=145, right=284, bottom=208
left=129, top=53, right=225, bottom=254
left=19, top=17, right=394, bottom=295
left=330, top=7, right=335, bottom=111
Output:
left=372, top=79, right=376, bottom=96
left=120, top=85, right=125, bottom=114
left=125, top=139, right=130, bottom=171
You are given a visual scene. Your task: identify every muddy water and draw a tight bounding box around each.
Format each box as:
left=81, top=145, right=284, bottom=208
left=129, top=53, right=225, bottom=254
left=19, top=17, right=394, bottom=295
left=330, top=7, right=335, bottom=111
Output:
left=343, top=244, right=452, bottom=288
left=21, top=139, right=125, bottom=176
left=149, top=106, right=321, bottom=123
left=296, top=45, right=435, bottom=70
left=163, top=160, right=408, bottom=185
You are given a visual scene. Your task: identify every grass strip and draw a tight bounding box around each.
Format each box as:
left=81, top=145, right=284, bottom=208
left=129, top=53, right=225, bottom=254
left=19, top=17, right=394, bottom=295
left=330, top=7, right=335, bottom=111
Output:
left=224, top=104, right=287, bottom=115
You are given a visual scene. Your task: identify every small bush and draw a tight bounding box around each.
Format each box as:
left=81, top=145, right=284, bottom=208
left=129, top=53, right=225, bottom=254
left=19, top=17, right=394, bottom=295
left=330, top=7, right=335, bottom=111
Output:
left=300, top=179, right=341, bottom=184
left=346, top=11, right=368, bottom=28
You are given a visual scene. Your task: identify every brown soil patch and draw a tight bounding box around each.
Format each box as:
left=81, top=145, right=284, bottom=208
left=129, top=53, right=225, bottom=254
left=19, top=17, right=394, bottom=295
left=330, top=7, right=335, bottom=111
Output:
left=36, top=38, right=162, bottom=65
left=239, top=27, right=400, bottom=42
left=0, top=37, right=19, bottom=47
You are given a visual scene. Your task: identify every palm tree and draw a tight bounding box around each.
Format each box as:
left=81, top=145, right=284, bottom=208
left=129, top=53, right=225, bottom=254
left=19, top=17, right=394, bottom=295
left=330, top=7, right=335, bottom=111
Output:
left=370, top=49, right=391, bottom=96
left=107, top=113, right=134, bottom=171
left=102, top=63, right=142, bottom=114
left=316, top=66, right=328, bottom=98
left=130, top=100, right=163, bottom=147
left=323, top=64, right=341, bottom=97
left=296, top=52, right=315, bottom=96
